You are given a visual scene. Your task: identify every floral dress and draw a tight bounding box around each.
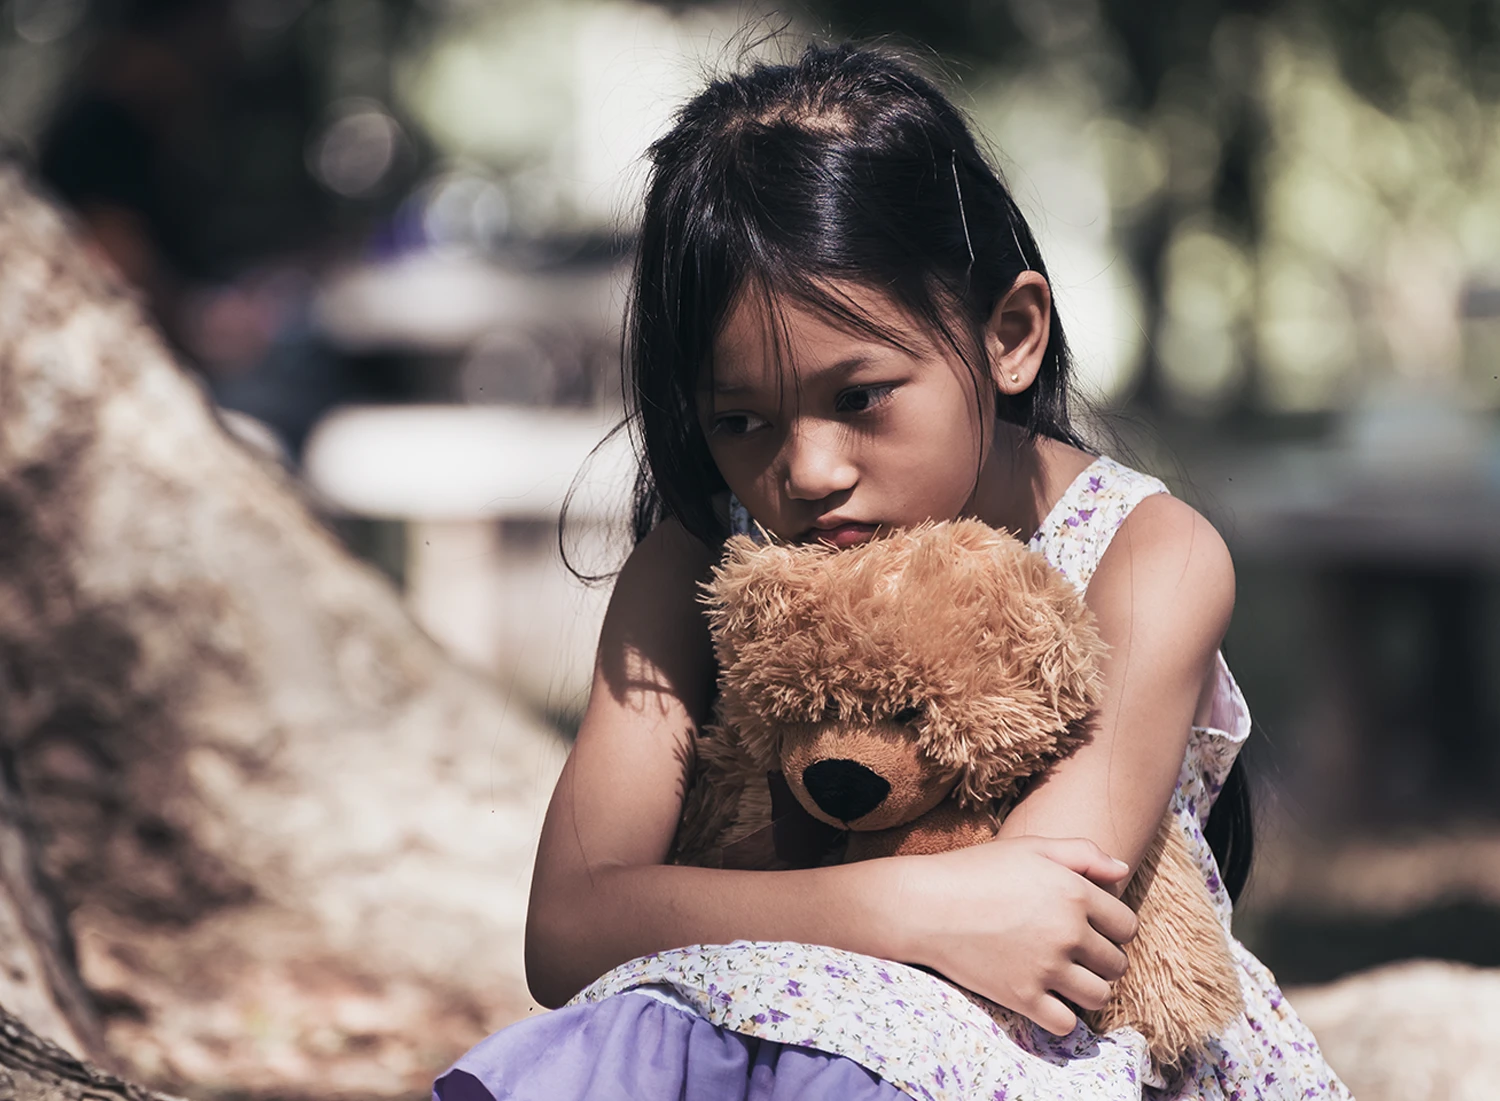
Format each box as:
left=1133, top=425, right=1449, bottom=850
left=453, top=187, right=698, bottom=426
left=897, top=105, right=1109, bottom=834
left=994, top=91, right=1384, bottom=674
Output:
left=435, top=456, right=1351, bottom=1101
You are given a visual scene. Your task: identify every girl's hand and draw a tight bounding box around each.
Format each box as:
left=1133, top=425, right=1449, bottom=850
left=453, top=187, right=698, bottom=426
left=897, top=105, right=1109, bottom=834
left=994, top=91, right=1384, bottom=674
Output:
left=883, top=836, right=1138, bottom=1037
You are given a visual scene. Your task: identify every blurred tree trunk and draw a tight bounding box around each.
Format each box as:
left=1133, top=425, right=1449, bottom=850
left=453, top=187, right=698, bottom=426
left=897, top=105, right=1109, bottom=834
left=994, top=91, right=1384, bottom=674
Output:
left=0, top=163, right=565, bottom=1097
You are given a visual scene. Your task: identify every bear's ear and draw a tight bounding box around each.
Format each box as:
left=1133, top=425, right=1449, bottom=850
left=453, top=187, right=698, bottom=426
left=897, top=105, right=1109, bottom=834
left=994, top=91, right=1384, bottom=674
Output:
left=699, top=536, right=834, bottom=773
left=700, top=535, right=824, bottom=668
left=945, top=517, right=1013, bottom=552
left=932, top=530, right=1109, bottom=806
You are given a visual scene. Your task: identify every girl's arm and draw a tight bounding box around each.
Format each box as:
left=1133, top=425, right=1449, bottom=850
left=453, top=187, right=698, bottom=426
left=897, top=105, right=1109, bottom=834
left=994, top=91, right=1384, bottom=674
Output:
left=524, top=519, right=1139, bottom=1017
left=524, top=519, right=888, bottom=1003
left=997, top=494, right=1235, bottom=891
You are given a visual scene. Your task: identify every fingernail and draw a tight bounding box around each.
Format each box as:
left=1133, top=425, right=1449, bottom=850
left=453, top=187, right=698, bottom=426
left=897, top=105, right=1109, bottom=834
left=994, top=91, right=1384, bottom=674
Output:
left=1111, top=858, right=1129, bottom=871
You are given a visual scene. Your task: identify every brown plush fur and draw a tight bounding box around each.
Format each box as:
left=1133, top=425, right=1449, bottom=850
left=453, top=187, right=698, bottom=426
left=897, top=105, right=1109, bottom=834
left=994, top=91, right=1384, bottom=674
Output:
left=673, top=519, right=1243, bottom=1068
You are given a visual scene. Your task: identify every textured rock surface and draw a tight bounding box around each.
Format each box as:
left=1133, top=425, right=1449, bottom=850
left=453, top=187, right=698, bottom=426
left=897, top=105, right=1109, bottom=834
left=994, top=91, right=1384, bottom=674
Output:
left=1290, top=960, right=1500, bottom=1101
left=0, top=164, right=565, bottom=1096
left=0, top=1005, right=180, bottom=1101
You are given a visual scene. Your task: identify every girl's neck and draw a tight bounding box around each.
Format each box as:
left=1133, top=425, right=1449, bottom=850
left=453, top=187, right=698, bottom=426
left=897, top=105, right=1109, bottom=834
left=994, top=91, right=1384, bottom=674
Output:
left=968, top=422, right=1096, bottom=542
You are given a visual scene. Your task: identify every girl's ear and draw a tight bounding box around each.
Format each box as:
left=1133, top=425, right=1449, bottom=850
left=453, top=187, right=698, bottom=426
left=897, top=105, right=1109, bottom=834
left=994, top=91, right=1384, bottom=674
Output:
left=983, top=271, right=1052, bottom=396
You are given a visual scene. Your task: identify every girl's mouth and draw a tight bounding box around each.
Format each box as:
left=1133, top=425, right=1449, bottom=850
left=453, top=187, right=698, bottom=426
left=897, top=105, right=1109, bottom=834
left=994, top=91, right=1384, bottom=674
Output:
left=810, top=523, right=880, bottom=548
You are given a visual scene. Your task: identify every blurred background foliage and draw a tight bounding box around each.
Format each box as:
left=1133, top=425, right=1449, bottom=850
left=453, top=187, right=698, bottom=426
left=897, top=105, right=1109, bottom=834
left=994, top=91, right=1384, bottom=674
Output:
left=6, top=0, right=1499, bottom=414
left=814, top=0, right=1500, bottom=413
left=2, top=0, right=1499, bottom=985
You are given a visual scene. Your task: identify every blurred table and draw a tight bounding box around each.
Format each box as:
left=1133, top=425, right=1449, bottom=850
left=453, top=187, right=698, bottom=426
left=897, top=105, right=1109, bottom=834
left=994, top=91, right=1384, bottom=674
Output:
left=303, top=404, right=632, bottom=685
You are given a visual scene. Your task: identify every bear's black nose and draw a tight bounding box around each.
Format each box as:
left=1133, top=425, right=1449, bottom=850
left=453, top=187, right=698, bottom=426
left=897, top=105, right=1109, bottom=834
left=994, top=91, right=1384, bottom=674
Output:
left=801, top=759, right=890, bottom=823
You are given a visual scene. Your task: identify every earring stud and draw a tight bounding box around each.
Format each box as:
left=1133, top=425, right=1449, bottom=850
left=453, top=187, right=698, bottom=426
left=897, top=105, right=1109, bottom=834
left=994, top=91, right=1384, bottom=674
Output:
left=1009, top=373, right=1020, bottom=383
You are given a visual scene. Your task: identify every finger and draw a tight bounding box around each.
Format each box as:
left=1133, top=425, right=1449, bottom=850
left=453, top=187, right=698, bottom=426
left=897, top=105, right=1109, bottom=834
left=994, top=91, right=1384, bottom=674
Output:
left=1074, top=931, right=1129, bottom=983
left=1052, top=965, right=1112, bottom=1013
left=1087, top=891, right=1140, bottom=946
left=1029, top=837, right=1131, bottom=885
left=1027, top=993, right=1079, bottom=1037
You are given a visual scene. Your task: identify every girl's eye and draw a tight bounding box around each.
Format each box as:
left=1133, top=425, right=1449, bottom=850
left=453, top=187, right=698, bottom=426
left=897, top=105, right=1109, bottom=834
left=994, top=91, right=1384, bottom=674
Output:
left=834, top=384, right=896, bottom=415
left=711, top=411, right=770, bottom=437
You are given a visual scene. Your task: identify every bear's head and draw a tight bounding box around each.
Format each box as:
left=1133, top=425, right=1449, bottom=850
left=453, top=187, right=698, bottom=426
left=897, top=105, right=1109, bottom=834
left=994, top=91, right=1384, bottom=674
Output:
left=704, top=519, right=1105, bottom=831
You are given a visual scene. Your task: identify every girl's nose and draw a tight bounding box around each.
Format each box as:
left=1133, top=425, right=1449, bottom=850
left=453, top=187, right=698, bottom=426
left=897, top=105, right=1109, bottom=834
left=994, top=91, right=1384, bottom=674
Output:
left=781, top=425, right=857, bottom=502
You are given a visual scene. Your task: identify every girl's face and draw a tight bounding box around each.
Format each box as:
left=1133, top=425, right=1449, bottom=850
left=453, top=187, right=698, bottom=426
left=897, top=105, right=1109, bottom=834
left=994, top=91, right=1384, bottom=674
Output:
left=700, top=284, right=995, bottom=547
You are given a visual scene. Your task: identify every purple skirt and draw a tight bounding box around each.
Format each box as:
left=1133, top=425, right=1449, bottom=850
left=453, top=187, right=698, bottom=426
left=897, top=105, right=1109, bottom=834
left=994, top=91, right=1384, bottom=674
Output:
left=433, top=990, right=908, bottom=1101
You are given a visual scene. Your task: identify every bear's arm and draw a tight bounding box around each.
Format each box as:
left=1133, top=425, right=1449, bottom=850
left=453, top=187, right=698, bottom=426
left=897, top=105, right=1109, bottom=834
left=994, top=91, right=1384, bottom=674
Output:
left=995, top=495, right=1234, bottom=885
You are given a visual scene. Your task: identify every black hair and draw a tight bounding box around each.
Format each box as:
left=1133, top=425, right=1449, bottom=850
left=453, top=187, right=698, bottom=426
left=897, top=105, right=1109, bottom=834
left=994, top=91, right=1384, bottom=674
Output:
left=618, top=42, right=1254, bottom=901
left=624, top=43, right=1089, bottom=548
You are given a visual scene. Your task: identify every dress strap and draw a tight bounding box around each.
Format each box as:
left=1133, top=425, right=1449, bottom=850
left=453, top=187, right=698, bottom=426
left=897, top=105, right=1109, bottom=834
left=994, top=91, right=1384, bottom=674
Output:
left=1027, top=456, right=1169, bottom=593
left=727, top=494, right=760, bottom=540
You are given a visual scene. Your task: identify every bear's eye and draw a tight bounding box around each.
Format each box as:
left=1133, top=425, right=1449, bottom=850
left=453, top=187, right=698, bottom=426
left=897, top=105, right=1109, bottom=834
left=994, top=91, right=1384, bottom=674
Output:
left=822, top=698, right=841, bottom=721
left=892, top=704, right=924, bottom=725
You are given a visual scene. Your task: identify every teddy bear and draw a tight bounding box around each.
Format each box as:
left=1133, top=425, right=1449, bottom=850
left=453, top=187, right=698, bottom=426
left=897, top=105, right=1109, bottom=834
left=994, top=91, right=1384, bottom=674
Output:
left=672, top=518, right=1243, bottom=1068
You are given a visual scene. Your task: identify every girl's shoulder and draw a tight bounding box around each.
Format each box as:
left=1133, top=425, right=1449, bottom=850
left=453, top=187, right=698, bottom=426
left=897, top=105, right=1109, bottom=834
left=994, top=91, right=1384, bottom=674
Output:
left=1029, top=449, right=1234, bottom=647
left=1086, top=474, right=1236, bottom=652
left=619, top=516, right=720, bottom=591
left=595, top=518, right=719, bottom=713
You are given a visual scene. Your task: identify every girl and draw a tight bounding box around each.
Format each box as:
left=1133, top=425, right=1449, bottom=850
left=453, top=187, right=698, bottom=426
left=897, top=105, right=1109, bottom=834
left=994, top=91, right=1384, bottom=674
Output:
left=436, top=44, right=1350, bottom=1101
